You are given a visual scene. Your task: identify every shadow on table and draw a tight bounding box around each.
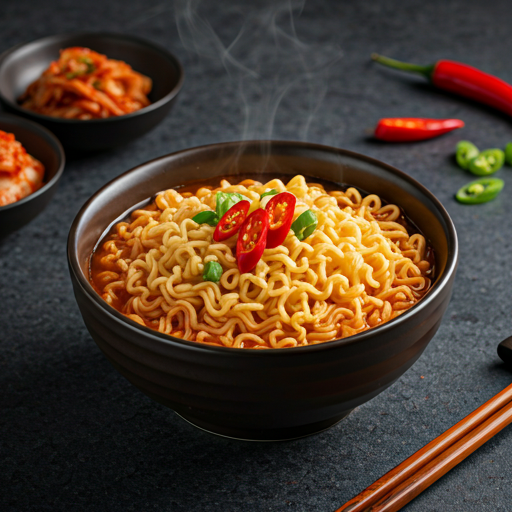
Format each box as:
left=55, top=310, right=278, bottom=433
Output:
left=3, top=327, right=510, bottom=512
left=0, top=336, right=345, bottom=512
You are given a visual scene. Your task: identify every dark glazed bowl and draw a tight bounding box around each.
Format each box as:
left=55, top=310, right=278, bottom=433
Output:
left=0, top=113, right=65, bottom=238
left=68, top=141, right=458, bottom=441
left=0, top=32, right=184, bottom=150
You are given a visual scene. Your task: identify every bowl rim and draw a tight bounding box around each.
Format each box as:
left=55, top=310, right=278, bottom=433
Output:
left=0, top=112, right=65, bottom=211
left=0, top=31, right=184, bottom=124
left=68, top=140, right=458, bottom=356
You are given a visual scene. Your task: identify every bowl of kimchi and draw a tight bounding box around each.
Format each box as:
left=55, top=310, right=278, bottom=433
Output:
left=0, top=113, right=65, bottom=238
left=0, top=33, right=184, bottom=150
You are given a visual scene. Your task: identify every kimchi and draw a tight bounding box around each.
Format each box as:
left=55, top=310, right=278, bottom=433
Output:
left=0, top=131, right=45, bottom=207
left=19, top=47, right=152, bottom=120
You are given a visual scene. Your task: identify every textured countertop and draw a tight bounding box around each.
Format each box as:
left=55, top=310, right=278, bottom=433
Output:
left=1, top=1, right=512, bottom=510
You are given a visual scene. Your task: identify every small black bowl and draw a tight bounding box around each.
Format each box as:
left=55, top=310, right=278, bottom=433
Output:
left=0, top=32, right=184, bottom=150
left=0, top=112, right=65, bottom=238
left=68, top=141, right=458, bottom=441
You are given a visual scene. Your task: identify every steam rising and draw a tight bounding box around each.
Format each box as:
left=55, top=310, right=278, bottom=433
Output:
left=175, top=0, right=341, bottom=141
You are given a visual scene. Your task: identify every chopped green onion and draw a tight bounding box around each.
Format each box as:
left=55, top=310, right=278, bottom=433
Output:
left=455, top=141, right=479, bottom=170
left=215, top=192, right=246, bottom=219
left=455, top=177, right=504, bottom=204
left=66, top=57, right=96, bottom=79
left=291, top=210, right=318, bottom=241
left=260, top=189, right=279, bottom=199
left=468, top=149, right=505, bottom=176
left=78, top=56, right=96, bottom=74
left=192, top=210, right=218, bottom=226
left=203, top=261, right=223, bottom=282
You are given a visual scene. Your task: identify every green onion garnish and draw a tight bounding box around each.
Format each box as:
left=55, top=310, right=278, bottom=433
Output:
left=291, top=210, right=318, bottom=241
left=216, top=192, right=246, bottom=219
left=203, top=261, right=223, bottom=282
left=192, top=210, right=219, bottom=226
left=66, top=57, right=96, bottom=79
left=260, top=189, right=279, bottom=199
left=78, top=56, right=96, bottom=74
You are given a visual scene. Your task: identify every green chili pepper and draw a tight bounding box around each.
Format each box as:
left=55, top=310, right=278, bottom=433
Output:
left=192, top=210, right=218, bottom=226
left=203, top=261, right=223, bottom=282
left=260, top=189, right=279, bottom=199
left=468, top=149, right=505, bottom=176
left=505, top=142, right=512, bottom=165
left=216, top=192, right=246, bottom=219
left=455, top=178, right=504, bottom=204
left=291, top=210, right=318, bottom=241
left=455, top=141, right=479, bottom=170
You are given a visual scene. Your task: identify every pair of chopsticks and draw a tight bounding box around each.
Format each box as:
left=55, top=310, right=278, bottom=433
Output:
left=336, top=381, right=512, bottom=512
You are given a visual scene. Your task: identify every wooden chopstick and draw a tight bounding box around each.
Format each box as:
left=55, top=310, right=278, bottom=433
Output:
left=365, top=399, right=512, bottom=511
left=336, top=382, right=512, bottom=512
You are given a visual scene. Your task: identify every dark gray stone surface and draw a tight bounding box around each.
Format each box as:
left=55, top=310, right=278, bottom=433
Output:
left=1, top=0, right=511, bottom=510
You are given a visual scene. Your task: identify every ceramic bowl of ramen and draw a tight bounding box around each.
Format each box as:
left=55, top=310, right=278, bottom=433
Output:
left=68, top=140, right=458, bottom=440
left=0, top=32, right=184, bottom=150
left=0, top=112, right=65, bottom=238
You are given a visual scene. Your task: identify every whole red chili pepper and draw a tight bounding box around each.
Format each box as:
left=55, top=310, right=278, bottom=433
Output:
left=372, top=53, right=512, bottom=117
left=374, top=117, right=464, bottom=142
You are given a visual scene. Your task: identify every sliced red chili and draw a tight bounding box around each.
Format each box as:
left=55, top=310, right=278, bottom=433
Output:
left=213, top=200, right=250, bottom=242
left=236, top=208, right=269, bottom=274
left=265, top=192, right=296, bottom=248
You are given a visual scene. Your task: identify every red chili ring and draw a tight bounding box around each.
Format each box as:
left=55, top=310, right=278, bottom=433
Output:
left=236, top=208, right=269, bottom=274
left=265, top=192, right=296, bottom=248
left=213, top=200, right=250, bottom=242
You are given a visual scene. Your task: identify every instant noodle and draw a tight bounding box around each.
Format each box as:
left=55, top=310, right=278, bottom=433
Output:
left=90, top=175, right=433, bottom=349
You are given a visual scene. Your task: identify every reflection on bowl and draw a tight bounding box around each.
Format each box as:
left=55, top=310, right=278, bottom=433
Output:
left=0, top=113, right=65, bottom=238
left=0, top=32, right=184, bottom=151
left=68, top=141, right=458, bottom=441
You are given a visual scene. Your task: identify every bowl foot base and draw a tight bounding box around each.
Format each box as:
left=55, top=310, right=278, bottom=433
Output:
left=174, top=410, right=352, bottom=441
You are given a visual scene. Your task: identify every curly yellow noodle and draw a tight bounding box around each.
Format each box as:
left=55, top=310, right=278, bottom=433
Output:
left=90, top=175, right=433, bottom=348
